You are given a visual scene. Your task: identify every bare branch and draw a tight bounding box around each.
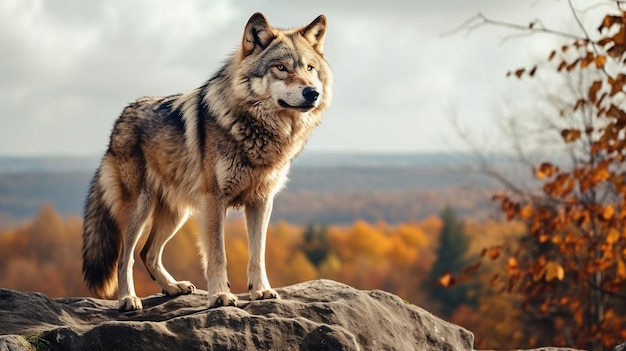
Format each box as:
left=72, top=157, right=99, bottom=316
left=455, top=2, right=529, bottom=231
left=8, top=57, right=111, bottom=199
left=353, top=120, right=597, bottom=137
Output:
left=443, top=12, right=582, bottom=41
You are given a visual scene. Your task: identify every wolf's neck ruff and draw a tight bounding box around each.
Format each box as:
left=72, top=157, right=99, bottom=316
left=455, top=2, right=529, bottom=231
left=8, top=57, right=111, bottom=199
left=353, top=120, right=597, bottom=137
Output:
left=81, top=12, right=332, bottom=311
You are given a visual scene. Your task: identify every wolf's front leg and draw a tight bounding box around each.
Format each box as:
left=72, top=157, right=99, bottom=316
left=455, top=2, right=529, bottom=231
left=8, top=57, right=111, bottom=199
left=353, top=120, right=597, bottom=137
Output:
left=198, top=197, right=237, bottom=308
left=245, top=197, right=280, bottom=301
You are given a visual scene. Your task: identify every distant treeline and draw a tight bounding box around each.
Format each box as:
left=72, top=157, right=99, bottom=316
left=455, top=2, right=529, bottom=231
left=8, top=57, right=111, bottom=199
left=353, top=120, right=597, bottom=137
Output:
left=0, top=165, right=500, bottom=224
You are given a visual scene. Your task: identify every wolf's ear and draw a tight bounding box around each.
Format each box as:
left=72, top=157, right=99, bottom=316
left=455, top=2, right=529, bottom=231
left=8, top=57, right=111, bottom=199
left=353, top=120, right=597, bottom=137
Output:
left=242, top=12, right=275, bottom=57
left=301, top=15, right=327, bottom=54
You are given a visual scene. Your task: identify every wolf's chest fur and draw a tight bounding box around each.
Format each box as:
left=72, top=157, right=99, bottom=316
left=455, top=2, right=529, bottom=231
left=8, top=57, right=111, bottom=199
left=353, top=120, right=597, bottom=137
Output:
left=212, top=113, right=303, bottom=206
left=214, top=155, right=290, bottom=207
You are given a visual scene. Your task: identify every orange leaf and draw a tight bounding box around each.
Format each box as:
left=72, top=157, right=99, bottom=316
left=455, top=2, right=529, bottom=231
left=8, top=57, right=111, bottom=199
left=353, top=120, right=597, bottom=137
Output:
left=588, top=80, right=602, bottom=102
left=615, top=26, right=626, bottom=46
left=508, top=257, right=518, bottom=267
left=595, top=55, right=607, bottom=68
left=607, top=228, right=620, bottom=244
left=488, top=247, right=501, bottom=260
left=537, top=162, right=557, bottom=179
left=561, top=129, right=582, bottom=143
left=463, top=261, right=481, bottom=274
left=439, top=273, right=453, bottom=287
left=610, top=73, right=626, bottom=96
left=618, top=259, right=626, bottom=279
left=605, top=104, right=626, bottom=119
left=566, top=58, right=581, bottom=71
left=603, top=205, right=615, bottom=220
left=518, top=205, right=533, bottom=220
left=608, top=44, right=626, bottom=58
left=597, top=37, right=613, bottom=47
left=490, top=273, right=499, bottom=286
left=599, top=15, right=624, bottom=31
left=580, top=51, right=594, bottom=69
left=592, top=163, right=611, bottom=184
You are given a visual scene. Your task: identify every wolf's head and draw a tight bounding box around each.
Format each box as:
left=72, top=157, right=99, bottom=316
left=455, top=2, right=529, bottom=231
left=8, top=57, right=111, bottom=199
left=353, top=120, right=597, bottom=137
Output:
left=235, top=12, right=332, bottom=114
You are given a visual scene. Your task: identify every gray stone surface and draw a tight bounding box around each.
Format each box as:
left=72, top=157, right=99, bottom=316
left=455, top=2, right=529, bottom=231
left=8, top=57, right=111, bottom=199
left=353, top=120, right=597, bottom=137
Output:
left=0, top=279, right=593, bottom=351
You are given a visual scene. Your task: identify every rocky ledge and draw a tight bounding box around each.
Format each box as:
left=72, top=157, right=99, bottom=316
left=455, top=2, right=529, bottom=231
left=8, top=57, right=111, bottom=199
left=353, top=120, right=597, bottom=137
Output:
left=0, top=279, right=592, bottom=350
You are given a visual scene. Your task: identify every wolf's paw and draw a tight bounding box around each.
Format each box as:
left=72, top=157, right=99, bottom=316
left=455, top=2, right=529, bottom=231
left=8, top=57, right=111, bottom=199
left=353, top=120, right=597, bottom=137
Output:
left=162, top=281, right=196, bottom=296
left=208, top=292, right=238, bottom=308
left=251, top=289, right=280, bottom=301
left=118, top=296, right=143, bottom=311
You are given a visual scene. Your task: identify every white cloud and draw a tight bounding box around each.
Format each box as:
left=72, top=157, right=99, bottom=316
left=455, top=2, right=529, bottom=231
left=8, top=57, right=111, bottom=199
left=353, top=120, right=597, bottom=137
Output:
left=0, top=0, right=611, bottom=155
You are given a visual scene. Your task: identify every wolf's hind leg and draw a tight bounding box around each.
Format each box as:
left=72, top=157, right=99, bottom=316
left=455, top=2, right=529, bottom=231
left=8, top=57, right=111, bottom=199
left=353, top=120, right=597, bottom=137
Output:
left=140, top=204, right=195, bottom=296
left=118, top=191, right=153, bottom=311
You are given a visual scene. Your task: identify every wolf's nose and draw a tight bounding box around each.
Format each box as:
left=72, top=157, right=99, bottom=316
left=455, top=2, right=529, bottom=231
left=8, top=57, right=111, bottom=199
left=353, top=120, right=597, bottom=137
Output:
left=302, top=87, right=320, bottom=103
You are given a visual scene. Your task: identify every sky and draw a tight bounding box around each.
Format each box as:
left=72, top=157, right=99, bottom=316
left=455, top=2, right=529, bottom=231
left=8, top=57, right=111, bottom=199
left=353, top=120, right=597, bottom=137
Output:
left=0, top=0, right=616, bottom=156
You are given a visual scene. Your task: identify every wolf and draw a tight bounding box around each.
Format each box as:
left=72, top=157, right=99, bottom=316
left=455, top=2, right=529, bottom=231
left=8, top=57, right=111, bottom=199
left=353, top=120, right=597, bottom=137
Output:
left=81, top=12, right=332, bottom=311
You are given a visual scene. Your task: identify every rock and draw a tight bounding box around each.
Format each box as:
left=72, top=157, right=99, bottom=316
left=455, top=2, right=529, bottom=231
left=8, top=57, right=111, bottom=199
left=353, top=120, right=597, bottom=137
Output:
left=0, top=279, right=588, bottom=351
left=613, top=342, right=626, bottom=351
left=0, top=335, right=35, bottom=351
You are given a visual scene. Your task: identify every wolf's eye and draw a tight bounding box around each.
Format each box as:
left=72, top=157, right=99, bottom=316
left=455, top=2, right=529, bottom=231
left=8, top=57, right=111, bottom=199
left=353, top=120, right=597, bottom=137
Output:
left=307, top=65, right=315, bottom=71
left=275, top=64, right=287, bottom=72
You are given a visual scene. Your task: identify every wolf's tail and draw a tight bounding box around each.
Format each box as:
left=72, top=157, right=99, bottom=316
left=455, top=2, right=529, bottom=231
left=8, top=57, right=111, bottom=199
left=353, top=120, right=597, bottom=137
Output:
left=81, top=166, right=121, bottom=298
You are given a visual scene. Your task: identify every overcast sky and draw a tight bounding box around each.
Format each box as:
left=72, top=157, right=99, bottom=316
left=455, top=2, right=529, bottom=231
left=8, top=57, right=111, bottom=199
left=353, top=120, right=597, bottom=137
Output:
left=0, top=0, right=615, bottom=156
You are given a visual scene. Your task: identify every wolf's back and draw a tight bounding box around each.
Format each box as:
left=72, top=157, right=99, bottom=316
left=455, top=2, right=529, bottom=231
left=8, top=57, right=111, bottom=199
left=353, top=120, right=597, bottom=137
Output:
left=81, top=166, right=121, bottom=298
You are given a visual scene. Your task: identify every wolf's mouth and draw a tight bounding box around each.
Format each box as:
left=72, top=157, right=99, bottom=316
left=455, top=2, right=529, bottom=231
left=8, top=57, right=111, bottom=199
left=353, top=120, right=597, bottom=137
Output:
left=278, top=99, right=315, bottom=112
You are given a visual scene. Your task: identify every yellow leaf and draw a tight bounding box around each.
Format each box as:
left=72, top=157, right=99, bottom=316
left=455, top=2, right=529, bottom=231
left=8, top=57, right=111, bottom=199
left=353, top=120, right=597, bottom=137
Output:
left=607, top=228, right=620, bottom=244
left=545, top=261, right=565, bottom=282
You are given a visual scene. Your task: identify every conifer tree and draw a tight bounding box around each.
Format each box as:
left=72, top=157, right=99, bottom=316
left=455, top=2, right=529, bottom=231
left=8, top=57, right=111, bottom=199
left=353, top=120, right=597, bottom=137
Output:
left=428, top=207, right=475, bottom=318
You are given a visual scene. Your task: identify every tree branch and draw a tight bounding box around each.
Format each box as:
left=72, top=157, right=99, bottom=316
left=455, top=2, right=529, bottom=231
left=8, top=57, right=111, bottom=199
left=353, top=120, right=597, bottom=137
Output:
left=442, top=12, right=582, bottom=41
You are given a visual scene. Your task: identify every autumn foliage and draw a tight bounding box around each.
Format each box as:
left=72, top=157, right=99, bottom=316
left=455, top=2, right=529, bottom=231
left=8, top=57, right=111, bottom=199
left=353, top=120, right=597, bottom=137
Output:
left=0, top=206, right=441, bottom=306
left=489, top=8, right=626, bottom=351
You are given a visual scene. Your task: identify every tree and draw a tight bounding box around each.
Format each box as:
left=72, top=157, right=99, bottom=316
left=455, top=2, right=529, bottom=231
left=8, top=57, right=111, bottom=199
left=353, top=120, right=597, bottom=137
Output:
left=428, top=207, right=476, bottom=318
left=302, top=223, right=329, bottom=266
left=459, top=2, right=626, bottom=350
